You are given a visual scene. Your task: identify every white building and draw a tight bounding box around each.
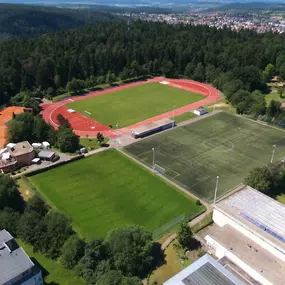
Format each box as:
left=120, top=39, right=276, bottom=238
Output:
left=0, top=229, right=43, bottom=285
left=205, top=185, right=285, bottom=285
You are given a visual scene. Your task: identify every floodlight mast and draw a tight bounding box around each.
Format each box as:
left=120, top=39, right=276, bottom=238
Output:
left=213, top=176, right=219, bottom=205
left=271, top=144, right=276, bottom=163
left=152, top=148, right=155, bottom=172
left=116, top=122, right=119, bottom=147
left=173, top=105, right=176, bottom=127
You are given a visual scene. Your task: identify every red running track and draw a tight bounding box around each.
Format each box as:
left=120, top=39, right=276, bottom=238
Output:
left=41, top=77, right=221, bottom=138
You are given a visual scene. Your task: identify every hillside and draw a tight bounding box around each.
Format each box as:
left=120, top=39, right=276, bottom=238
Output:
left=0, top=4, right=117, bottom=40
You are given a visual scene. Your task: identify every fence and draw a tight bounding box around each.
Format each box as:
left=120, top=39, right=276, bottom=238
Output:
left=152, top=213, right=185, bottom=240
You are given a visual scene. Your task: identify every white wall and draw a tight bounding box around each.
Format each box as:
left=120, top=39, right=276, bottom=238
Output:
left=213, top=209, right=285, bottom=262
left=205, top=236, right=272, bottom=285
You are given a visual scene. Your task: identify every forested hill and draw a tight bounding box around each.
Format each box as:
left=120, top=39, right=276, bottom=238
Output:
left=0, top=4, right=117, bottom=40
left=1, top=21, right=285, bottom=111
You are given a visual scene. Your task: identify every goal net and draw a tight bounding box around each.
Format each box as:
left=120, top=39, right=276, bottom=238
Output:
left=154, top=163, right=166, bottom=175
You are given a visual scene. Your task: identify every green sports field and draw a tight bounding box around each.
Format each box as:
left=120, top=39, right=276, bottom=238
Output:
left=67, top=83, right=204, bottom=127
left=124, top=112, right=285, bottom=202
left=29, top=150, right=203, bottom=239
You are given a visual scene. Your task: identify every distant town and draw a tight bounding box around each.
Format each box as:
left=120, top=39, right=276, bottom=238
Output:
left=121, top=12, right=285, bottom=33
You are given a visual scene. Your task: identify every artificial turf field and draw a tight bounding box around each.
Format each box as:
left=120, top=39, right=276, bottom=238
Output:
left=67, top=83, right=204, bottom=127
left=29, top=150, right=203, bottom=239
left=124, top=112, right=285, bottom=202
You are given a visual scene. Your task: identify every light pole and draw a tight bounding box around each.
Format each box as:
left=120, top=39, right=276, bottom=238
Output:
left=271, top=144, right=276, bottom=163
left=173, top=105, right=176, bottom=127
left=152, top=148, right=155, bottom=172
left=116, top=122, right=120, bottom=147
left=213, top=176, right=219, bottom=205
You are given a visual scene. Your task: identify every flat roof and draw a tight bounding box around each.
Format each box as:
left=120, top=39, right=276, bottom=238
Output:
left=215, top=185, right=285, bottom=252
left=0, top=230, right=34, bottom=284
left=132, top=118, right=174, bottom=134
left=164, top=254, right=245, bottom=285
left=38, top=150, right=55, bottom=158
left=9, top=141, right=34, bottom=157
left=207, top=225, right=285, bottom=285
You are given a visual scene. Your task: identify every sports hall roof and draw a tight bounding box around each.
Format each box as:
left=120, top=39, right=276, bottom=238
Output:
left=164, top=254, right=245, bottom=285
left=207, top=224, right=285, bottom=285
left=215, top=185, right=285, bottom=252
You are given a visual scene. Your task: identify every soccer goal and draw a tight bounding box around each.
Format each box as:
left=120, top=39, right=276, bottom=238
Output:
left=154, top=163, right=166, bottom=175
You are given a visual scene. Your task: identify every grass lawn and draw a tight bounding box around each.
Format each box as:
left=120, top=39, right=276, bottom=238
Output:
left=265, top=92, right=285, bottom=104
left=18, top=240, right=85, bottom=285
left=174, top=112, right=198, bottom=123
left=79, top=137, right=109, bottom=150
left=67, top=83, right=204, bottom=128
left=16, top=177, right=33, bottom=200
left=29, top=150, right=204, bottom=239
left=277, top=194, right=285, bottom=205
left=125, top=112, right=285, bottom=202
left=148, top=242, right=191, bottom=284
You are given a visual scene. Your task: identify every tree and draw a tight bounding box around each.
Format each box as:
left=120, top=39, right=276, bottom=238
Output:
left=0, top=208, right=20, bottom=236
left=97, top=132, right=105, bottom=146
left=267, top=100, right=281, bottom=117
left=26, top=195, right=49, bottom=217
left=66, top=78, right=85, bottom=94
left=57, top=127, right=80, bottom=153
left=177, top=222, right=195, bottom=250
left=262, top=63, right=274, bottom=82
left=96, top=270, right=123, bottom=285
left=57, top=114, right=71, bottom=129
left=18, top=210, right=43, bottom=244
left=193, top=63, right=205, bottom=82
left=0, top=174, right=25, bottom=212
left=6, top=112, right=55, bottom=143
left=230, top=89, right=250, bottom=106
left=75, top=238, right=109, bottom=282
left=105, top=225, right=154, bottom=277
left=223, top=79, right=244, bottom=99
left=37, top=211, right=73, bottom=259
left=244, top=167, right=273, bottom=194
left=61, top=234, right=86, bottom=269
left=121, top=276, right=142, bottom=285
left=279, top=63, right=285, bottom=81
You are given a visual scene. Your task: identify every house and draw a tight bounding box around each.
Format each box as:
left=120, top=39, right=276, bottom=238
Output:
left=0, top=141, right=35, bottom=173
left=8, top=141, right=35, bottom=167
left=0, top=229, right=43, bottom=285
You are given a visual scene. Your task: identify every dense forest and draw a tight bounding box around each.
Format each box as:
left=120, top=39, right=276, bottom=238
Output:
left=1, top=20, right=285, bottom=112
left=0, top=4, right=117, bottom=40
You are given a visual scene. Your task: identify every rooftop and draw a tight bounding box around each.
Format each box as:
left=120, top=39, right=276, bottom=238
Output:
left=9, top=141, right=34, bottom=157
left=164, top=254, right=245, bottom=285
left=0, top=230, right=35, bottom=285
left=207, top=225, right=285, bottom=285
left=38, top=150, right=55, bottom=159
left=215, top=185, right=285, bottom=253
left=131, top=118, right=174, bottom=134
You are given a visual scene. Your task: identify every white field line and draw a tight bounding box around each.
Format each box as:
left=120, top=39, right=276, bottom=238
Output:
left=189, top=176, right=211, bottom=189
